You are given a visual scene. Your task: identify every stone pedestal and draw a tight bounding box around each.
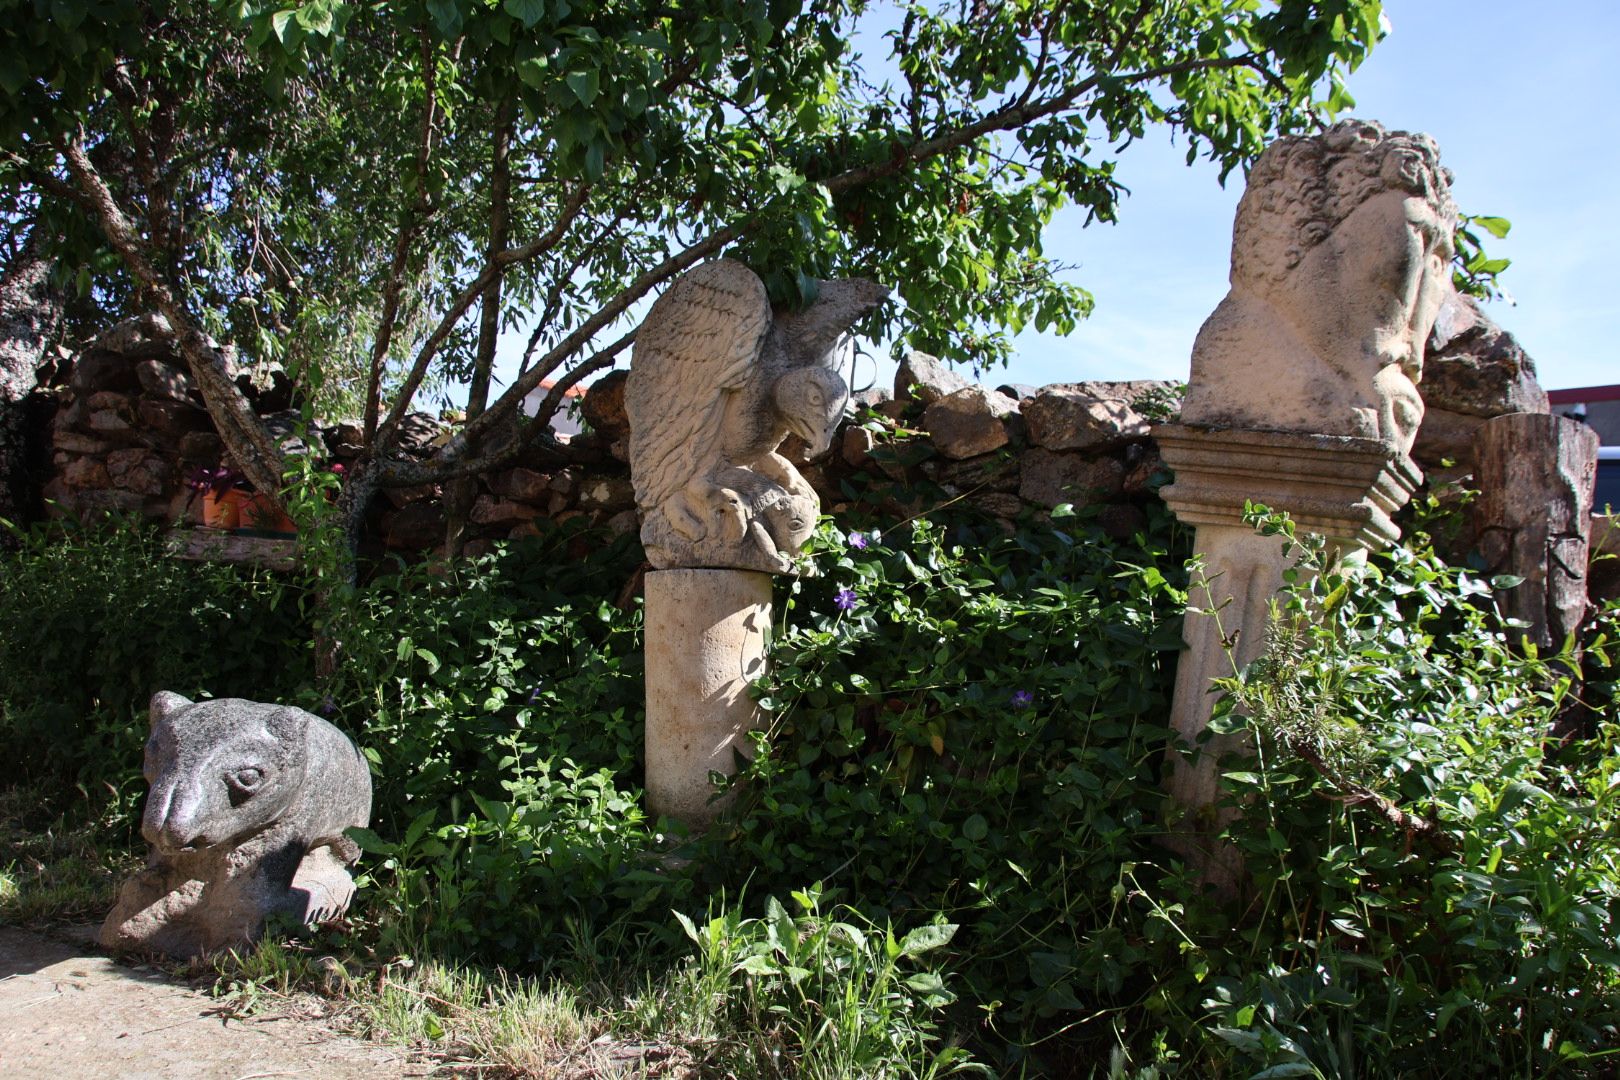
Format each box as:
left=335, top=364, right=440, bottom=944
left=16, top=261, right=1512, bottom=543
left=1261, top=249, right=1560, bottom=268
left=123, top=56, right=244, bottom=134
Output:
left=1154, top=424, right=1421, bottom=869
left=643, top=568, right=773, bottom=828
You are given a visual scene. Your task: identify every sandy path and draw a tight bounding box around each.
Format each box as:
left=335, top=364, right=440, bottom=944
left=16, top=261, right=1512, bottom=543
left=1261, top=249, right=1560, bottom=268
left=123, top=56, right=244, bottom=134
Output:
left=0, top=926, right=427, bottom=1079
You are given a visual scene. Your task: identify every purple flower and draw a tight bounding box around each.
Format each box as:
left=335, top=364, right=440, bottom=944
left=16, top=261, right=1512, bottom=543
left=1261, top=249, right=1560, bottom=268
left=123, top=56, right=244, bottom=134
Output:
left=525, top=684, right=544, bottom=706
left=848, top=532, right=868, bottom=550
left=1011, top=690, right=1035, bottom=709
left=318, top=694, right=337, bottom=716
left=833, top=587, right=858, bottom=612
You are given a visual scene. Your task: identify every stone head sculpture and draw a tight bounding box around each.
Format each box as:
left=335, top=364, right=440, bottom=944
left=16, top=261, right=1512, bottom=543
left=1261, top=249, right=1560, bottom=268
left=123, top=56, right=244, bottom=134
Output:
left=1182, top=119, right=1459, bottom=455
left=627, top=259, right=888, bottom=573
left=101, top=692, right=372, bottom=959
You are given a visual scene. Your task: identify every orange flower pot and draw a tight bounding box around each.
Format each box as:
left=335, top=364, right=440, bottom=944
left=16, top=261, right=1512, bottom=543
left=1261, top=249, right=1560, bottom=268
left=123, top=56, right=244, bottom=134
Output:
left=227, top=490, right=297, bottom=535
left=200, top=490, right=239, bottom=529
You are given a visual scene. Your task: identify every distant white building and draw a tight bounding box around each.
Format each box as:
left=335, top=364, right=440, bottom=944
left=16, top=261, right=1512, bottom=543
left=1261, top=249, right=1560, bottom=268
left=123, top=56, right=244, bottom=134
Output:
left=520, top=379, right=588, bottom=439
left=1549, top=385, right=1620, bottom=447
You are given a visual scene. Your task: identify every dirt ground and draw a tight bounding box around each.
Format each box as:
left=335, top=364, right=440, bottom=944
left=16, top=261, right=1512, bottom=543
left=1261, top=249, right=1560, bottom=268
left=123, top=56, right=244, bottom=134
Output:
left=0, top=925, right=428, bottom=1078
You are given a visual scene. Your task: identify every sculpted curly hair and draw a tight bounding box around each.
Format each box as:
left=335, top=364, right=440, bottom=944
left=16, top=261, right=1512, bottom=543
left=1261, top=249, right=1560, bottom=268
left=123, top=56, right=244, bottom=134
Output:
left=1230, top=119, right=1458, bottom=287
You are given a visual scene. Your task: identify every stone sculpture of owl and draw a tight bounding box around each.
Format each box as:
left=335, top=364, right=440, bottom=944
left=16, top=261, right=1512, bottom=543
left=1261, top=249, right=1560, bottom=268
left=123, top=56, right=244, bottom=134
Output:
left=627, top=259, right=887, bottom=574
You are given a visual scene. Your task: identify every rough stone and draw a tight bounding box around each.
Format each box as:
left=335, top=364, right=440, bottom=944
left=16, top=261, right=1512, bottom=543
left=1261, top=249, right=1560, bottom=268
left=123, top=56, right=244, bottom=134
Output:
left=1022, top=383, right=1158, bottom=451
left=138, top=397, right=211, bottom=437
left=643, top=569, right=771, bottom=828
left=499, top=466, right=552, bottom=504
left=1181, top=120, right=1458, bottom=457
left=1411, top=406, right=1481, bottom=470
left=934, top=452, right=1020, bottom=493
left=966, top=491, right=1024, bottom=518
left=178, top=431, right=223, bottom=462
left=135, top=358, right=194, bottom=403
left=627, top=260, right=885, bottom=575
left=1097, top=503, right=1149, bottom=541
left=88, top=408, right=135, bottom=436
left=73, top=488, right=145, bottom=514
left=384, top=482, right=439, bottom=508
left=580, top=369, right=630, bottom=439
left=384, top=501, right=445, bottom=548
left=1018, top=448, right=1125, bottom=508
left=1122, top=445, right=1168, bottom=496
left=606, top=508, right=640, bottom=536
left=1422, top=292, right=1548, bottom=418
left=71, top=352, right=141, bottom=395
left=841, top=425, right=876, bottom=468
left=851, top=386, right=892, bottom=410
left=61, top=456, right=110, bottom=489
left=256, top=410, right=327, bottom=458
left=470, top=495, right=535, bottom=526
left=396, top=412, right=449, bottom=456
left=54, top=432, right=113, bottom=456
left=894, top=351, right=972, bottom=405
left=578, top=475, right=635, bottom=512
left=101, top=693, right=371, bottom=960
left=922, top=386, right=1015, bottom=460
left=93, top=313, right=175, bottom=358
left=107, top=449, right=167, bottom=496
left=235, top=363, right=297, bottom=413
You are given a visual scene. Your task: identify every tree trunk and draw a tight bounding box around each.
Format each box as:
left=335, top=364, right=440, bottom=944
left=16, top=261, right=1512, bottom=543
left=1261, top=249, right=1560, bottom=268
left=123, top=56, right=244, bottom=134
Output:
left=1474, top=412, right=1600, bottom=657
left=0, top=239, right=63, bottom=537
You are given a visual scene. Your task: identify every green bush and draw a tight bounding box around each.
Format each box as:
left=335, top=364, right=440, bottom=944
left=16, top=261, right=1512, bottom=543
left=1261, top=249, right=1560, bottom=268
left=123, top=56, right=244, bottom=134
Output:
left=0, top=517, right=307, bottom=799
left=9, top=498, right=1620, bottom=1077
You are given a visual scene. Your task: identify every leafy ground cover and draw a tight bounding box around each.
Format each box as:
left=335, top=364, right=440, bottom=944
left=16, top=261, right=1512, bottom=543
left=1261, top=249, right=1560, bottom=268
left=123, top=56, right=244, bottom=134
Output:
left=3, top=497, right=1618, bottom=1077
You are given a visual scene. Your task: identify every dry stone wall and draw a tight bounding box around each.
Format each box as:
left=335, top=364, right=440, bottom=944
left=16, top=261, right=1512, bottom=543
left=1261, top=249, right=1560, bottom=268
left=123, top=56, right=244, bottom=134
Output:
left=22, top=314, right=1554, bottom=560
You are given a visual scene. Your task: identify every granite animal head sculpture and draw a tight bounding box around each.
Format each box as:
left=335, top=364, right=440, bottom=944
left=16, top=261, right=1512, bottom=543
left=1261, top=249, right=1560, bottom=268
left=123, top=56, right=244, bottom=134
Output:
left=1183, top=119, right=1459, bottom=456
left=627, top=260, right=888, bottom=573
left=101, top=692, right=372, bottom=959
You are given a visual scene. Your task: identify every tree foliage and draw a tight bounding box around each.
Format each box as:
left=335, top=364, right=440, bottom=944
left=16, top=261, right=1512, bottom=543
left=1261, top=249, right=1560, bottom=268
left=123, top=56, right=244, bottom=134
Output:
left=0, top=0, right=1388, bottom=539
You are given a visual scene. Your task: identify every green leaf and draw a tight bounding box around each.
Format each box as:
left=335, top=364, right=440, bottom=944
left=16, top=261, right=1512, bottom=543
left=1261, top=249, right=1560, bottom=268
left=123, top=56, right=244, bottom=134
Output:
left=899, top=922, right=957, bottom=957
left=565, top=68, right=598, bottom=106
left=961, top=813, right=988, bottom=841
left=1472, top=215, right=1512, bottom=239
left=345, top=826, right=394, bottom=855
left=502, top=0, right=546, bottom=28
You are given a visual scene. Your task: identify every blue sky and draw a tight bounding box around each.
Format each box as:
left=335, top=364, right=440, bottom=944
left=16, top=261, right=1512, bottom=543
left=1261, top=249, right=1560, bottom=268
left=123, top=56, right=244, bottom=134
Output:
left=1005, top=0, right=1620, bottom=393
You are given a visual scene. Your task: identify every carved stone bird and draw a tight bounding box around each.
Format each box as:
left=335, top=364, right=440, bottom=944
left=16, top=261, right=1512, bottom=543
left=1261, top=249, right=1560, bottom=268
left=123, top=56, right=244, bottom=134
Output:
left=627, top=259, right=888, bottom=573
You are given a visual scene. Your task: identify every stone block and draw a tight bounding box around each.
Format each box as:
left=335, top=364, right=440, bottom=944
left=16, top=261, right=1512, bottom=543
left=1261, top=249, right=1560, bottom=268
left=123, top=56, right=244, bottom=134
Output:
left=1412, top=406, right=1482, bottom=470
left=70, top=352, right=141, bottom=395
left=107, top=449, right=168, bottom=496
left=922, top=386, right=1014, bottom=460
left=578, top=475, right=634, bottom=511
left=842, top=425, right=876, bottom=467
left=138, top=397, right=211, bottom=437
left=135, top=358, right=193, bottom=403
left=498, top=466, right=552, bottom=504
left=470, top=495, right=535, bottom=526
left=53, top=432, right=112, bottom=456
left=644, top=569, right=771, bottom=828
left=1424, top=293, right=1548, bottom=418
left=580, top=369, right=630, bottom=439
left=1018, top=448, right=1125, bottom=508
left=1022, top=384, right=1153, bottom=451
left=894, top=351, right=972, bottom=405
left=178, top=431, right=224, bottom=462
left=60, top=456, right=110, bottom=489
left=384, top=501, right=444, bottom=549
left=936, top=452, right=1020, bottom=493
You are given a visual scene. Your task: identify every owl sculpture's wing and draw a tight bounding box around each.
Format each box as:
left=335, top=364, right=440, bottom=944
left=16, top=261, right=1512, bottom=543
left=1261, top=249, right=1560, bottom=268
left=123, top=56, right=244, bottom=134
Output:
left=626, top=259, right=771, bottom=513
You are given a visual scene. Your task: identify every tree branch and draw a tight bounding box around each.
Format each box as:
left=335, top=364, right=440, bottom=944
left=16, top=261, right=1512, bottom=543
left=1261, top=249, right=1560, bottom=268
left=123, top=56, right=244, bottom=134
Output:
left=372, top=179, right=594, bottom=457
left=59, top=137, right=286, bottom=498
left=364, top=29, right=441, bottom=444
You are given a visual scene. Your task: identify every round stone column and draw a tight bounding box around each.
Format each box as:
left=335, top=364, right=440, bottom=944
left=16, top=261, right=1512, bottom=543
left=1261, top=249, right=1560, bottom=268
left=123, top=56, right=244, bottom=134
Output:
left=643, top=568, right=773, bottom=828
